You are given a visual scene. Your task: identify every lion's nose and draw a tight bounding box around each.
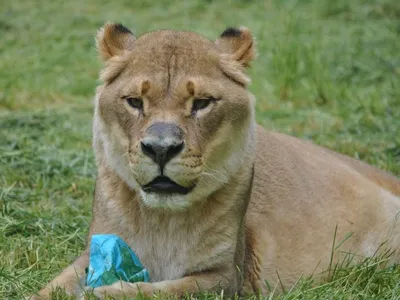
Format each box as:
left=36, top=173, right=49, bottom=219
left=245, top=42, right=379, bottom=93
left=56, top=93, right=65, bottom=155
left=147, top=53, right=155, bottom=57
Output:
left=141, top=140, right=184, bottom=168
left=141, top=122, right=184, bottom=169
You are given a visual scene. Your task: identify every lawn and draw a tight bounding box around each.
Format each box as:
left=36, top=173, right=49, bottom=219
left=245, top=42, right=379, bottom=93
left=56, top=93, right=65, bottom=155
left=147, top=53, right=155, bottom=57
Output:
left=0, top=0, right=399, bottom=299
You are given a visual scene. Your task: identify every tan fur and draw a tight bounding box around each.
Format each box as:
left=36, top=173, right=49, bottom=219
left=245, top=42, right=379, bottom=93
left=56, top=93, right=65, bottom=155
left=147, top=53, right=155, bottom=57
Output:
left=30, top=24, right=400, bottom=299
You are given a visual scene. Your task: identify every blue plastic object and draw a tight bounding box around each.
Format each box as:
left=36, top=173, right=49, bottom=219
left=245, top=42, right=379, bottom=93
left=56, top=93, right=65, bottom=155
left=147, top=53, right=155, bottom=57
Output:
left=86, top=234, right=150, bottom=288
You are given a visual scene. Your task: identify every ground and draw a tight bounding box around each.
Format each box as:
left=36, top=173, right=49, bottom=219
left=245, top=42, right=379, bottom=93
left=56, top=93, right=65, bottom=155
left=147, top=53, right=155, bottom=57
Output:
left=0, top=0, right=399, bottom=299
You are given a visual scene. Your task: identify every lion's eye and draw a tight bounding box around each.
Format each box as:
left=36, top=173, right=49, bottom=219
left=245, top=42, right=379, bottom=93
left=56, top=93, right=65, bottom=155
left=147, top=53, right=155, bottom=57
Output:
left=126, top=97, right=143, bottom=110
left=192, top=98, right=214, bottom=114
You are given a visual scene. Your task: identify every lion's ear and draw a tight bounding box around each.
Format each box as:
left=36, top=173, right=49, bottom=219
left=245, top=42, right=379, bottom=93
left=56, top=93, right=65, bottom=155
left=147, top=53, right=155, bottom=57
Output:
left=96, top=23, right=136, bottom=61
left=215, top=27, right=257, bottom=67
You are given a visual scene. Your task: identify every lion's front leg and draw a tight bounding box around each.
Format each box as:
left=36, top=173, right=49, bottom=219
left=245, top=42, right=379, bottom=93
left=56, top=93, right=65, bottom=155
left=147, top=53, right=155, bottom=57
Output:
left=88, top=271, right=236, bottom=299
left=29, top=251, right=89, bottom=299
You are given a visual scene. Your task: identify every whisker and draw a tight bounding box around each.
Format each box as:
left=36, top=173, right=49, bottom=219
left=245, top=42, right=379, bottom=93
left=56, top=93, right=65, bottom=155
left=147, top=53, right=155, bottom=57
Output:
left=203, top=162, right=229, bottom=178
left=201, top=171, right=227, bottom=184
left=122, top=151, right=130, bottom=158
left=201, top=162, right=229, bottom=183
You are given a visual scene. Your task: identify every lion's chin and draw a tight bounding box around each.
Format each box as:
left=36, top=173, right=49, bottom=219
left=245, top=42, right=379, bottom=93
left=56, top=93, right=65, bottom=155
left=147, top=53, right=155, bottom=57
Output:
left=139, top=190, right=193, bottom=210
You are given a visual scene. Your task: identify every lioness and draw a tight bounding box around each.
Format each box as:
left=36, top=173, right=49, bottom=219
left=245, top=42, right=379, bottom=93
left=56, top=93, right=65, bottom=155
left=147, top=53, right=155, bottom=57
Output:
left=32, top=24, right=400, bottom=299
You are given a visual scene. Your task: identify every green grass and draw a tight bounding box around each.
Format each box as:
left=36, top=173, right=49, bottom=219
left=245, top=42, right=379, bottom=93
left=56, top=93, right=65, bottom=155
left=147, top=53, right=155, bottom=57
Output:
left=1, top=0, right=399, bottom=299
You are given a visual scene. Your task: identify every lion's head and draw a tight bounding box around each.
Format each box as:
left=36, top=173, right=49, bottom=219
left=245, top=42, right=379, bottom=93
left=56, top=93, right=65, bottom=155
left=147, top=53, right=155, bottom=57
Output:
left=93, top=23, right=257, bottom=209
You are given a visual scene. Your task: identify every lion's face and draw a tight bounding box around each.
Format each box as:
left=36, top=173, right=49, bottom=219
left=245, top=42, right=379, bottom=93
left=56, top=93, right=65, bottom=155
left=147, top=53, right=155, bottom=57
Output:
left=94, top=24, right=256, bottom=209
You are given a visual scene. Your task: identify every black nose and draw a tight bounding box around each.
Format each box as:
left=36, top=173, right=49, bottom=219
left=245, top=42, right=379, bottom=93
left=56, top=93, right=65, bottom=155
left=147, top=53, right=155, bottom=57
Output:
left=140, top=122, right=184, bottom=169
left=141, top=140, right=184, bottom=168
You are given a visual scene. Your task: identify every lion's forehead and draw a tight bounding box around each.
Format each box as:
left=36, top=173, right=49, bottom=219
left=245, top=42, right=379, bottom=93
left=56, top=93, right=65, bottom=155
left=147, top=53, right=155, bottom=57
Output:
left=128, top=30, right=220, bottom=73
left=120, top=36, right=223, bottom=97
left=134, top=29, right=217, bottom=52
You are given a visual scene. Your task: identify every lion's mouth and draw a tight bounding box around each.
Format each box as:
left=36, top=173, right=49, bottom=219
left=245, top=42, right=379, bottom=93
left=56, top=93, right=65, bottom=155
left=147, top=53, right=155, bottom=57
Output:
left=142, top=176, right=194, bottom=195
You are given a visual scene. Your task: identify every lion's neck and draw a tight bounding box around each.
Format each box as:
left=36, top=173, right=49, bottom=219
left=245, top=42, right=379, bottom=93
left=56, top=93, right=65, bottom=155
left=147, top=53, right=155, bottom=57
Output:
left=90, top=161, right=253, bottom=282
